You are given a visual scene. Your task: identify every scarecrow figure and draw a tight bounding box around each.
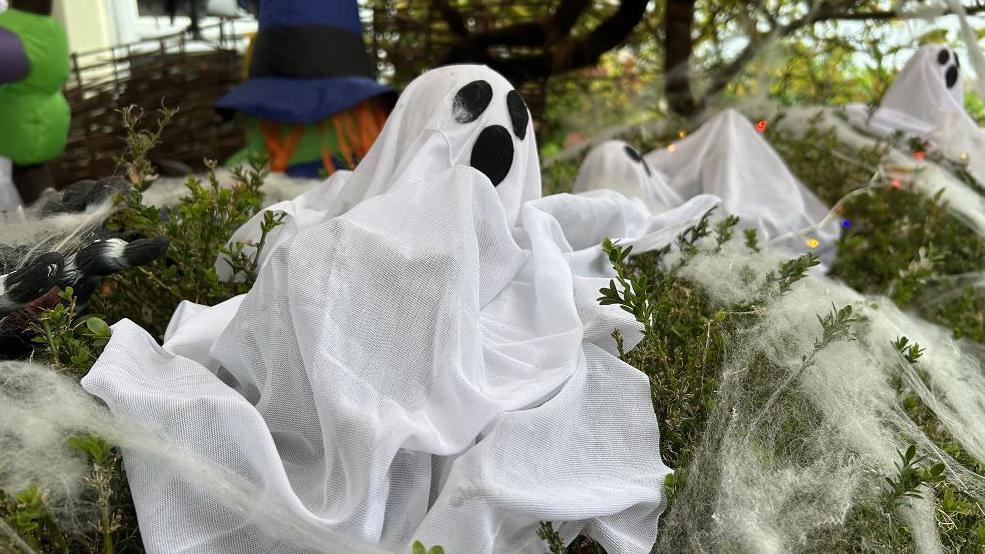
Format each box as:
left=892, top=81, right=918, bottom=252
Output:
left=0, top=0, right=70, bottom=210
left=216, top=0, right=395, bottom=178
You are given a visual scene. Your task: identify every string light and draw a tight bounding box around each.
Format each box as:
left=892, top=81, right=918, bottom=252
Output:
left=961, top=151, right=969, bottom=161
left=668, top=144, right=677, bottom=152
left=678, top=129, right=687, bottom=139
left=841, top=220, right=852, bottom=228
left=806, top=238, right=820, bottom=248
left=914, top=151, right=926, bottom=161
left=891, top=179, right=902, bottom=189
left=756, top=120, right=767, bottom=133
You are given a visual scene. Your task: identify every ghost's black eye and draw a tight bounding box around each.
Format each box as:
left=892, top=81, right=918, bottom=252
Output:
left=946, top=65, right=959, bottom=88
left=506, top=90, right=530, bottom=140
left=623, top=144, right=652, bottom=176
left=453, top=80, right=493, bottom=123
left=470, top=125, right=513, bottom=186
left=938, top=49, right=951, bottom=65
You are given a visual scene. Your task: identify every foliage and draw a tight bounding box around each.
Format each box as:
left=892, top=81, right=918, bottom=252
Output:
left=536, top=521, right=566, bottom=554
left=411, top=540, right=445, bottom=554
left=3, top=287, right=141, bottom=553
left=0, top=104, right=276, bottom=553
left=0, top=434, right=140, bottom=554
left=92, top=156, right=282, bottom=339
left=883, top=444, right=946, bottom=503
left=29, top=288, right=111, bottom=376
left=892, top=335, right=925, bottom=364
left=600, top=210, right=983, bottom=551
left=768, top=113, right=985, bottom=343
left=118, top=105, right=178, bottom=192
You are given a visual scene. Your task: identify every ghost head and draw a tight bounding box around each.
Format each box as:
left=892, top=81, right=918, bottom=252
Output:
left=344, top=64, right=540, bottom=227
left=882, top=44, right=965, bottom=126
left=572, top=140, right=682, bottom=212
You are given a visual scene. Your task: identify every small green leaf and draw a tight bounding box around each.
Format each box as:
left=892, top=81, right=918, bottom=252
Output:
left=905, top=444, right=917, bottom=461
left=85, top=317, right=111, bottom=337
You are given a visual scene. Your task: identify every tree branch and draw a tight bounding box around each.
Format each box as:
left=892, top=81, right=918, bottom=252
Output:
left=699, top=2, right=985, bottom=108
left=433, top=0, right=469, bottom=38
left=553, top=0, right=591, bottom=35
left=566, top=0, right=649, bottom=69
left=663, top=0, right=698, bottom=116
left=437, top=0, right=650, bottom=85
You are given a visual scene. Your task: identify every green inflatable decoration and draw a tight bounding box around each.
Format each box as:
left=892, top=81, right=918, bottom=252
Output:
left=0, top=8, right=70, bottom=166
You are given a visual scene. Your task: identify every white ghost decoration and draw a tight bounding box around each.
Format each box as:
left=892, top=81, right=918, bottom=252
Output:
left=218, top=65, right=540, bottom=279
left=644, top=109, right=840, bottom=263
left=572, top=140, right=683, bottom=213
left=845, top=44, right=985, bottom=191
left=83, top=65, right=680, bottom=553
left=847, top=44, right=969, bottom=138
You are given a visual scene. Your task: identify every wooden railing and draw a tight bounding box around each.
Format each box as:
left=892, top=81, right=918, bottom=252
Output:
left=51, top=20, right=251, bottom=185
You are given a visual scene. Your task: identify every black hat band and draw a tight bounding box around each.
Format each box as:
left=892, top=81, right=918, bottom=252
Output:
left=249, top=25, right=375, bottom=80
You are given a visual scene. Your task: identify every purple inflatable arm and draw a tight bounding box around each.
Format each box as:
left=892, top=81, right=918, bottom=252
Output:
left=0, top=27, right=30, bottom=84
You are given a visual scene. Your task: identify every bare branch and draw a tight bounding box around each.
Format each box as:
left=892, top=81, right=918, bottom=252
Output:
left=553, top=0, right=591, bottom=35
left=438, top=0, right=650, bottom=84
left=433, top=0, right=469, bottom=38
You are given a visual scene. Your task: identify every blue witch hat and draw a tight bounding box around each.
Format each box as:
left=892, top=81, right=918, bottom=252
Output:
left=216, top=0, right=394, bottom=124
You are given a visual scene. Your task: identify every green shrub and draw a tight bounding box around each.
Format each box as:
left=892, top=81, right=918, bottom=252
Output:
left=768, top=113, right=985, bottom=343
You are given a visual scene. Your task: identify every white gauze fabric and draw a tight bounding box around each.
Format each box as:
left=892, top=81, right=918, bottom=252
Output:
left=882, top=44, right=967, bottom=131
left=82, top=65, right=677, bottom=553
left=214, top=170, right=353, bottom=280
left=644, top=108, right=841, bottom=262
left=0, top=156, right=21, bottom=213
left=845, top=44, right=985, bottom=181
left=572, top=140, right=683, bottom=213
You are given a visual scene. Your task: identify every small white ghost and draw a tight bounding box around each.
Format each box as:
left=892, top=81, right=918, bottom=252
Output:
left=645, top=109, right=840, bottom=263
left=572, top=140, right=683, bottom=213
left=849, top=44, right=969, bottom=139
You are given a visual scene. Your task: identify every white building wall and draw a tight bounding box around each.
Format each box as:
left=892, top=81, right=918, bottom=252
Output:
left=53, top=0, right=116, bottom=53
left=54, top=0, right=255, bottom=54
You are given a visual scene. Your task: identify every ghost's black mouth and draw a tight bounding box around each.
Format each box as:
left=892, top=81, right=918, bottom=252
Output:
left=470, top=125, right=514, bottom=186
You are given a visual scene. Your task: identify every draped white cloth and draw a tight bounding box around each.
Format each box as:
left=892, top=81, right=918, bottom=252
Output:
left=215, top=170, right=354, bottom=280
left=573, top=140, right=683, bottom=213
left=846, top=44, right=968, bottom=138
left=644, top=109, right=840, bottom=262
left=81, top=65, right=719, bottom=553
left=845, top=44, right=985, bottom=182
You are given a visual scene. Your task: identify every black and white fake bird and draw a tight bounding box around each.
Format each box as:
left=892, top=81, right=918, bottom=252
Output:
left=0, top=252, right=64, bottom=316
left=58, top=236, right=170, bottom=297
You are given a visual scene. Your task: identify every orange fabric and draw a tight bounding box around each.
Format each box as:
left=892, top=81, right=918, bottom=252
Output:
left=315, top=121, right=338, bottom=176
left=260, top=121, right=305, bottom=172
left=328, top=98, right=387, bottom=169
left=259, top=99, right=388, bottom=175
left=329, top=117, right=353, bottom=171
